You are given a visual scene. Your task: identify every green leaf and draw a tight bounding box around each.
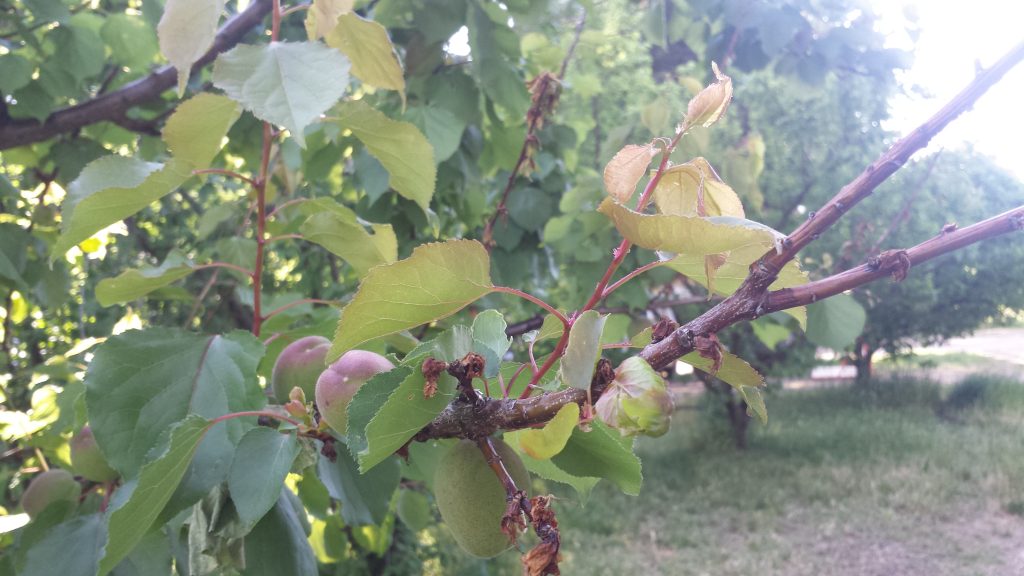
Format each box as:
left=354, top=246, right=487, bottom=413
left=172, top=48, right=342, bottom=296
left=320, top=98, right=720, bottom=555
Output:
left=22, top=513, right=106, bottom=576
left=298, top=199, right=397, bottom=275
left=516, top=451, right=599, bottom=504
left=158, top=0, right=225, bottom=95
left=345, top=368, right=410, bottom=463
left=680, top=350, right=764, bottom=390
left=358, top=369, right=457, bottom=472
left=599, top=198, right=784, bottom=256
left=403, top=325, right=473, bottom=365
left=806, top=293, right=867, bottom=350
left=213, top=42, right=351, bottom=147
left=404, top=105, right=465, bottom=163
left=0, top=223, right=30, bottom=291
left=101, top=13, right=158, bottom=71
left=653, top=158, right=744, bottom=218
left=395, top=488, right=432, bottom=531
left=551, top=421, right=642, bottom=495
left=328, top=240, right=492, bottom=361
left=740, top=385, right=767, bottom=425
left=325, top=13, right=405, bottom=101
left=751, top=317, right=792, bottom=349
left=507, top=403, right=579, bottom=460
left=318, top=446, right=400, bottom=526
left=53, top=157, right=190, bottom=260
left=52, top=23, right=104, bottom=81
left=559, top=310, right=608, bottom=390
left=467, top=3, right=529, bottom=117
left=471, top=310, right=511, bottom=378
left=229, top=428, right=300, bottom=529
left=95, top=250, right=195, bottom=307
left=85, top=328, right=265, bottom=477
left=242, top=492, right=318, bottom=576
left=0, top=54, right=34, bottom=94
left=101, top=416, right=212, bottom=575
left=162, top=93, right=240, bottom=170
left=335, top=100, right=435, bottom=211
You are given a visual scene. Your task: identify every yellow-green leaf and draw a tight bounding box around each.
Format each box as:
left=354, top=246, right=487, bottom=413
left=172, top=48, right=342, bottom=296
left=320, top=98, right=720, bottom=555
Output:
left=740, top=385, right=767, bottom=424
left=559, top=310, right=607, bottom=390
left=304, top=0, right=354, bottom=39
left=328, top=240, right=492, bottom=361
left=325, top=13, right=405, bottom=103
left=95, top=251, right=195, bottom=307
left=680, top=350, right=764, bottom=390
left=162, top=93, right=239, bottom=170
left=507, top=403, right=579, bottom=460
left=603, top=143, right=656, bottom=203
left=684, top=61, right=732, bottom=129
left=598, top=198, right=784, bottom=256
left=653, top=157, right=744, bottom=218
left=299, top=199, right=397, bottom=275
left=158, top=0, right=225, bottom=96
left=336, top=100, right=435, bottom=211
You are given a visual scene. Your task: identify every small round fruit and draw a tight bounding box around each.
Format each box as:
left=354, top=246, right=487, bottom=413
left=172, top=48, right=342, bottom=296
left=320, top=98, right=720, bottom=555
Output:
left=271, top=336, right=331, bottom=403
left=433, top=439, right=530, bottom=558
left=315, top=350, right=394, bottom=435
left=21, top=469, right=80, bottom=518
left=70, top=426, right=119, bottom=482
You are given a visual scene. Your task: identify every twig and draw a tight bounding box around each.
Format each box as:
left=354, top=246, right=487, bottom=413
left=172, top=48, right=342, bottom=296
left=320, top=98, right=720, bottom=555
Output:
left=493, top=286, right=569, bottom=326
left=261, top=298, right=338, bottom=321
left=193, top=169, right=260, bottom=188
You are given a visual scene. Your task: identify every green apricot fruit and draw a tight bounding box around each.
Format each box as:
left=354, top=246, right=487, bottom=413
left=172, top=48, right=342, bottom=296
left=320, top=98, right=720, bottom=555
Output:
left=21, top=469, right=80, bottom=518
left=433, top=439, right=530, bottom=558
left=315, top=350, right=394, bottom=435
left=271, top=336, right=331, bottom=403
left=70, top=425, right=119, bottom=482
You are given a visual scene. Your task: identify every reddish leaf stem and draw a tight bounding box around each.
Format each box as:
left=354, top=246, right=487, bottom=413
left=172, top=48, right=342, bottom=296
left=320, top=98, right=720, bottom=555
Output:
left=192, top=168, right=258, bottom=188
left=265, top=233, right=304, bottom=244
left=600, top=258, right=667, bottom=300
left=261, top=298, right=338, bottom=321
left=194, top=262, right=256, bottom=277
left=493, top=286, right=568, bottom=326
left=209, top=409, right=301, bottom=428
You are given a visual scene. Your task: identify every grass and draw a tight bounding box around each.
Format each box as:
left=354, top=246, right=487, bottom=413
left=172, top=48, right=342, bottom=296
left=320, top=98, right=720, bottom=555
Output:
left=497, top=374, right=1024, bottom=576
left=876, top=351, right=993, bottom=369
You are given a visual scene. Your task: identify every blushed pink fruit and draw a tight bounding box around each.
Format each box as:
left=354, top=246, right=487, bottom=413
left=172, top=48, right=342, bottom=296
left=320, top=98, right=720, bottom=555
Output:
left=21, top=469, right=80, bottom=518
left=271, top=336, right=331, bottom=403
left=315, top=350, right=394, bottom=435
left=70, top=425, right=118, bottom=482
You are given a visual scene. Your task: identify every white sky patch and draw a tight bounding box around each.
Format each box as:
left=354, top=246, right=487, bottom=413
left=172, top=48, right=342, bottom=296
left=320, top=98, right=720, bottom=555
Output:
left=445, top=26, right=470, bottom=57
left=872, top=1, right=1024, bottom=177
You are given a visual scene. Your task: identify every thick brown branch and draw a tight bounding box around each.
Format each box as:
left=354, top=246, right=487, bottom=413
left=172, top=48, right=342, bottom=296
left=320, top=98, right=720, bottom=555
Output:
left=0, top=0, right=272, bottom=150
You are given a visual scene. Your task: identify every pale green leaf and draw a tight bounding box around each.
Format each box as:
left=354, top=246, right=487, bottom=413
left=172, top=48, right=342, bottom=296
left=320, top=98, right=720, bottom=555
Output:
left=328, top=240, right=492, bottom=361
left=335, top=100, right=435, bottom=211
left=95, top=250, right=195, bottom=307
left=507, top=403, right=579, bottom=460
left=346, top=367, right=410, bottom=460
left=100, top=415, right=211, bottom=575
left=213, top=42, right=351, bottom=147
left=404, top=105, right=465, bottom=163
left=806, top=293, right=867, bottom=350
left=359, top=370, right=457, bottom=472
left=559, top=310, right=608, bottom=390
left=229, top=428, right=300, bottom=529
left=299, top=199, right=397, bottom=275
left=101, top=13, right=158, bottom=71
left=599, top=198, right=784, bottom=256
left=740, top=385, right=768, bottom=424
left=653, top=158, right=744, bottom=218
left=680, top=350, right=764, bottom=390
left=471, top=310, right=510, bottom=378
left=54, top=157, right=190, bottom=260
left=603, top=143, right=656, bottom=203
left=162, top=92, right=239, bottom=170
left=158, top=0, right=225, bottom=96
left=325, top=13, right=405, bottom=101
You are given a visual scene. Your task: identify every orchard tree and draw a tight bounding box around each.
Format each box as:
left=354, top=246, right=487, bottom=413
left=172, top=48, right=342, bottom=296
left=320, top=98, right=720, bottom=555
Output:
left=1, top=1, right=1023, bottom=575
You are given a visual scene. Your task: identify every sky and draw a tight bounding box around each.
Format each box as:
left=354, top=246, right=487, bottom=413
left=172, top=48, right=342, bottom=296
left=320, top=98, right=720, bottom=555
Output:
left=871, top=0, right=1024, bottom=178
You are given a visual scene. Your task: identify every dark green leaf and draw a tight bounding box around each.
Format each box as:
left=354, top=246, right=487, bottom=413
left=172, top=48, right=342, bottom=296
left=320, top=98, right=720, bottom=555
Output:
left=22, top=513, right=106, bottom=576
left=242, top=492, right=317, bottom=576
left=229, top=428, right=300, bottom=529
left=318, top=447, right=400, bottom=526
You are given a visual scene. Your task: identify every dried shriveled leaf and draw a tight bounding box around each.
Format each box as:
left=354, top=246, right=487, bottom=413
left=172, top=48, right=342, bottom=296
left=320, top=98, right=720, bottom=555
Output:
left=603, top=143, right=657, bottom=203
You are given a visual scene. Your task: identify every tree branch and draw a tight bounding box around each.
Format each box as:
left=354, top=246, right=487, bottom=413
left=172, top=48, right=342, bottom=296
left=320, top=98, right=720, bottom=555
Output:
left=0, top=0, right=273, bottom=150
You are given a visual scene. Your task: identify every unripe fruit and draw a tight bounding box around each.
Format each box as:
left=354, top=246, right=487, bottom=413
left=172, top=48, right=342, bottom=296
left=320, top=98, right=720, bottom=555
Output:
left=315, top=350, right=394, bottom=435
left=271, top=336, right=331, bottom=403
left=21, top=469, right=80, bottom=518
left=70, top=425, right=119, bottom=482
left=433, top=439, right=530, bottom=558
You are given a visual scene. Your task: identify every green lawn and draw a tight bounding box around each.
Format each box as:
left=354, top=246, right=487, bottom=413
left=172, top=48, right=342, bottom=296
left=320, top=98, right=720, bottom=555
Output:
left=520, top=375, right=1024, bottom=576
